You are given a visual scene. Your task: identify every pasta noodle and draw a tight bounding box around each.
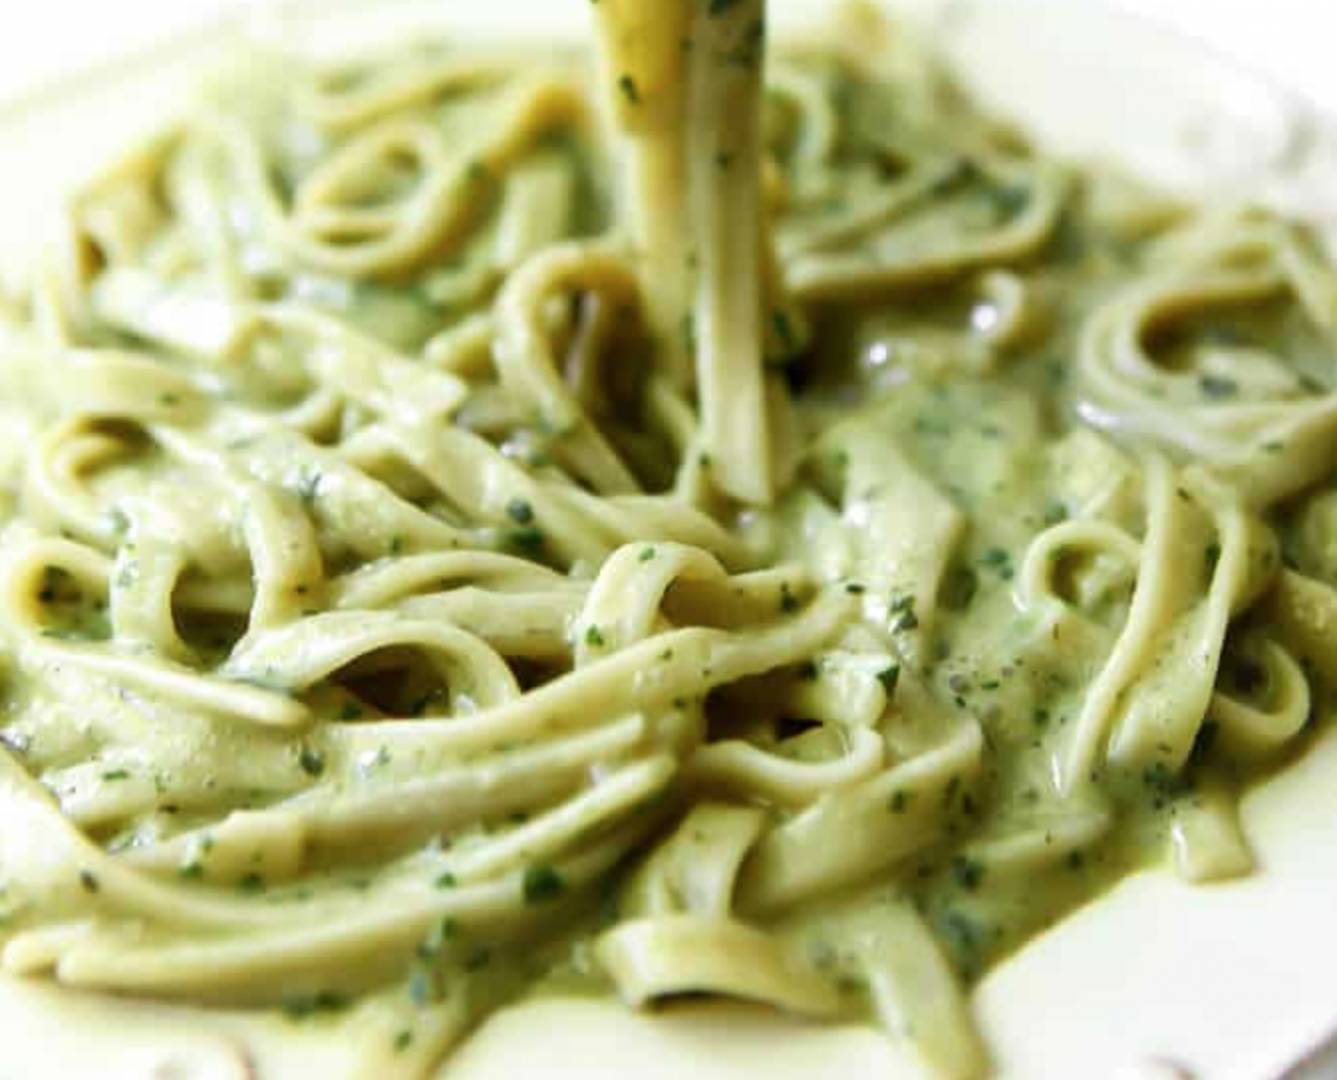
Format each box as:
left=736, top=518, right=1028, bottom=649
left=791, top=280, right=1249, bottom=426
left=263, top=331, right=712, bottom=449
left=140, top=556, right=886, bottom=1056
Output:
left=0, top=1, right=1333, bottom=1076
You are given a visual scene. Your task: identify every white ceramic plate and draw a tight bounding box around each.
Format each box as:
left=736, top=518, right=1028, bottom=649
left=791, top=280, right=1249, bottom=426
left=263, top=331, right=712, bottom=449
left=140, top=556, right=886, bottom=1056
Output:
left=2, top=3, right=1337, bottom=1077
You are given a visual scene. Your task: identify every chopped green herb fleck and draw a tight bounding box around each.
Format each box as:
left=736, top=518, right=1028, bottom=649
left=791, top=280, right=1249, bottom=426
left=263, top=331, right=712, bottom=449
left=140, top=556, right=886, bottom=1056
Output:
left=937, top=910, right=983, bottom=978
left=522, top=864, right=565, bottom=904
left=506, top=498, right=534, bottom=525
left=891, top=596, right=919, bottom=633
left=951, top=856, right=986, bottom=891
left=1199, top=374, right=1238, bottom=399
left=1142, top=761, right=1189, bottom=806
left=585, top=624, right=606, bottom=648
left=505, top=526, right=544, bottom=556
left=298, top=746, right=325, bottom=777
left=417, top=916, right=459, bottom=959
left=983, top=182, right=1029, bottom=219
left=980, top=548, right=1014, bottom=581
left=282, top=990, right=347, bottom=1019
left=1043, top=500, right=1069, bottom=526
left=617, top=74, right=640, bottom=104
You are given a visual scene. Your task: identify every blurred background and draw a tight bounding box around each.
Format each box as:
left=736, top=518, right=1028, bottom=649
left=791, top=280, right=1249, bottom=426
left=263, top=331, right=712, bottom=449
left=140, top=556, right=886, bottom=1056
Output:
left=1, top=0, right=1333, bottom=107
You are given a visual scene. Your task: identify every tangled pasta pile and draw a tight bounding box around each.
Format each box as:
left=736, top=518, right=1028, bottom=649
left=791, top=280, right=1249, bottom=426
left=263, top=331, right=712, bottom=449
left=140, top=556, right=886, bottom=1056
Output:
left=1, top=2, right=1336, bottom=1076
